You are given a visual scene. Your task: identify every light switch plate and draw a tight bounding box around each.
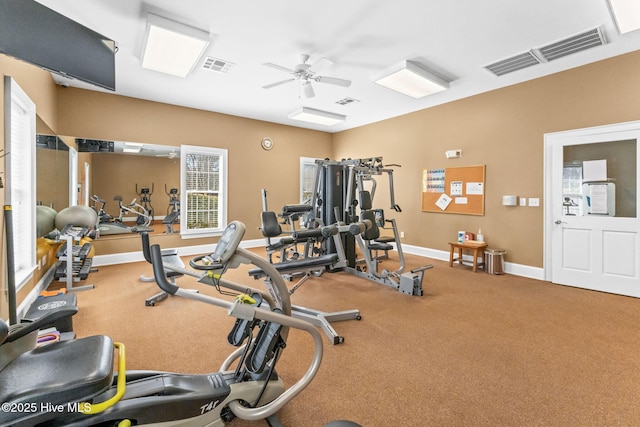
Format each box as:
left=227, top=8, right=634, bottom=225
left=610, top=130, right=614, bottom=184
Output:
left=519, top=197, right=527, bottom=206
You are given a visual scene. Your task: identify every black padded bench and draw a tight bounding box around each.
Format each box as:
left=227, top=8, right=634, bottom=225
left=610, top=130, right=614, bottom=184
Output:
left=249, top=254, right=339, bottom=280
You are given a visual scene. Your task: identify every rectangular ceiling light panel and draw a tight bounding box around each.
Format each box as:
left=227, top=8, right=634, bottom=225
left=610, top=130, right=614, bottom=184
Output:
left=141, top=13, right=210, bottom=77
left=288, top=107, right=346, bottom=126
left=607, top=0, right=640, bottom=34
left=372, top=60, right=449, bottom=98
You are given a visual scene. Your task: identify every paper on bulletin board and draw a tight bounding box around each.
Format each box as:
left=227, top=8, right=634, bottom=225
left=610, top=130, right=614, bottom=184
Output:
left=435, top=193, right=452, bottom=210
left=455, top=197, right=468, bottom=204
left=466, top=182, right=484, bottom=195
left=450, top=181, right=463, bottom=196
left=423, top=168, right=445, bottom=192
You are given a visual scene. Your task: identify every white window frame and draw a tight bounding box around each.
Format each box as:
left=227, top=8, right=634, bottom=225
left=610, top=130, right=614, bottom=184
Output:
left=300, top=157, right=319, bottom=204
left=180, top=144, right=228, bottom=238
left=69, top=146, right=78, bottom=206
left=4, top=76, right=36, bottom=289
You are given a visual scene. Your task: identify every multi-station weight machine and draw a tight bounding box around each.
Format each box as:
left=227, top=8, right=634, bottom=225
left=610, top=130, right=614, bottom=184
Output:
left=253, top=157, right=432, bottom=343
left=308, top=157, right=433, bottom=296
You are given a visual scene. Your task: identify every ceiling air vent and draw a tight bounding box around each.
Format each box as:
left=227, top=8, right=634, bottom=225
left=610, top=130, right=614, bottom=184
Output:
left=484, top=51, right=542, bottom=76
left=202, top=57, right=235, bottom=74
left=535, top=27, right=606, bottom=62
left=336, top=97, right=360, bottom=106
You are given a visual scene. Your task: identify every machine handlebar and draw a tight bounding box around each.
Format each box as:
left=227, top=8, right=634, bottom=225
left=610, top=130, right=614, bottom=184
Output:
left=189, top=255, right=223, bottom=271
left=150, top=244, right=179, bottom=295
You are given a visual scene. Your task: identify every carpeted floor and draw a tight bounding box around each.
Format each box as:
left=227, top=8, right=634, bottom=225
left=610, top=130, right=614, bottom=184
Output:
left=68, top=249, right=640, bottom=427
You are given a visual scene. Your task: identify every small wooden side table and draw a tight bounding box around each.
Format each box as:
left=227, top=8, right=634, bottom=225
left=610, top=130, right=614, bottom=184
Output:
left=448, top=241, right=488, bottom=272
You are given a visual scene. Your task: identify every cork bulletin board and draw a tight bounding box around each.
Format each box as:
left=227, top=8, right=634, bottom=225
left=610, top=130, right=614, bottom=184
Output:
left=421, top=165, right=485, bottom=215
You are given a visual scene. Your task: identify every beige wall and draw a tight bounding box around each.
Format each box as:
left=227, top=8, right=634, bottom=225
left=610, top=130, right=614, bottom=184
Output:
left=55, top=88, right=334, bottom=246
left=333, top=50, right=640, bottom=267
left=2, top=50, right=640, bottom=319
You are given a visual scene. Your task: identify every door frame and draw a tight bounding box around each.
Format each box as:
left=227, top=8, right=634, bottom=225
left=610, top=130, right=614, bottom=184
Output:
left=544, top=119, right=640, bottom=282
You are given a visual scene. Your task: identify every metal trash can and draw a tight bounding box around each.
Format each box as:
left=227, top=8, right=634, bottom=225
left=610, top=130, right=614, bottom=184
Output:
left=484, top=249, right=506, bottom=274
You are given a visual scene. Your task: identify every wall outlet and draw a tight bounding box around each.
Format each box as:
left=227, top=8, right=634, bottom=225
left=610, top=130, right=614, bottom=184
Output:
left=519, top=197, right=527, bottom=207
left=400, top=231, right=405, bottom=238
left=529, top=197, right=540, bottom=207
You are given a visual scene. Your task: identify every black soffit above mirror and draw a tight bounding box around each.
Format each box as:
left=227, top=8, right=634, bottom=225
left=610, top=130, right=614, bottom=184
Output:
left=36, top=134, right=69, bottom=151
left=76, top=138, right=115, bottom=153
left=76, top=139, right=179, bottom=158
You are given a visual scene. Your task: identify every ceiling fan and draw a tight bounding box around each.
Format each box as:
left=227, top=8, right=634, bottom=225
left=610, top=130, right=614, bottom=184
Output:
left=155, top=151, right=179, bottom=159
left=262, top=54, right=351, bottom=98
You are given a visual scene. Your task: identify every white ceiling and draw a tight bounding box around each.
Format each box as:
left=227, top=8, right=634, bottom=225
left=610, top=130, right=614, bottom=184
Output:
left=36, top=0, right=640, bottom=133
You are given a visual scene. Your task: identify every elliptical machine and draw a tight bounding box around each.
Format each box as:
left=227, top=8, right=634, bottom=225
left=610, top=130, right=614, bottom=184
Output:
left=136, top=183, right=155, bottom=223
left=0, top=221, right=323, bottom=426
left=163, top=184, right=180, bottom=233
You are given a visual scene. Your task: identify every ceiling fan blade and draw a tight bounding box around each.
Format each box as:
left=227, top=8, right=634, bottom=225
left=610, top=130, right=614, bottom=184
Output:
left=307, top=57, right=333, bottom=73
left=262, top=62, right=295, bottom=74
left=302, top=81, right=315, bottom=98
left=262, top=78, right=295, bottom=89
left=315, top=76, right=352, bottom=87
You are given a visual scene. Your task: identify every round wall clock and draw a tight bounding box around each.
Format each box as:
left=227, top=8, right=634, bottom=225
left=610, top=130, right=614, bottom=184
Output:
left=261, top=137, right=274, bottom=151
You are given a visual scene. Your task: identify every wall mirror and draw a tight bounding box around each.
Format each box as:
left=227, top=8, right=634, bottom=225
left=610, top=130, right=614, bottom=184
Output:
left=36, top=116, right=71, bottom=212
left=75, top=139, right=181, bottom=239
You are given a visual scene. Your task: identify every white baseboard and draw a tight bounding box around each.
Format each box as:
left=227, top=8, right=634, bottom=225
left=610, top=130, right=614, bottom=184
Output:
left=93, top=239, right=544, bottom=280
left=401, top=243, right=545, bottom=280
left=92, top=238, right=265, bottom=267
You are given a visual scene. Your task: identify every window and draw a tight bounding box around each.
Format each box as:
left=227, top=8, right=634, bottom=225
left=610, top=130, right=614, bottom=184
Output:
left=180, top=145, right=228, bottom=237
left=4, top=77, right=36, bottom=288
left=300, top=157, right=319, bottom=204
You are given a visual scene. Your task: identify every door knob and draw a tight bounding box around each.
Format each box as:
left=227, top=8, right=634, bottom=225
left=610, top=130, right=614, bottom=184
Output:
left=554, top=220, right=566, bottom=224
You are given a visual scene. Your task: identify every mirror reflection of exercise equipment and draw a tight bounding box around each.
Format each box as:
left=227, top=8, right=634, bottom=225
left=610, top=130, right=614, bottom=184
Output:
left=163, top=184, right=180, bottom=233
left=136, top=183, right=154, bottom=223
left=91, top=194, right=154, bottom=236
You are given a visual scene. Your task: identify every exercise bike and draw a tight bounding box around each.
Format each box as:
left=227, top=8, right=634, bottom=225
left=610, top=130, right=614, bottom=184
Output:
left=0, top=221, right=323, bottom=426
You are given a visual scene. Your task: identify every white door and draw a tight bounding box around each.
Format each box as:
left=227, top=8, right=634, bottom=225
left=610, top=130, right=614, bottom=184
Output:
left=545, top=121, right=640, bottom=297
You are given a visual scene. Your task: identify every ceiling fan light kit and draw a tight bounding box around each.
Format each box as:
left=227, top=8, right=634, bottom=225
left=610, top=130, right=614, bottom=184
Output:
left=288, top=107, right=346, bottom=126
left=372, top=60, right=449, bottom=98
left=262, top=54, right=352, bottom=99
left=141, top=13, right=210, bottom=77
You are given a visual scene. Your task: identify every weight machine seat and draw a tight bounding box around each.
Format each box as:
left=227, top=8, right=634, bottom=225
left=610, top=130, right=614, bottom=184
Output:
left=368, top=241, right=394, bottom=252
left=0, top=335, right=114, bottom=421
left=249, top=254, right=339, bottom=280
left=261, top=211, right=282, bottom=238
